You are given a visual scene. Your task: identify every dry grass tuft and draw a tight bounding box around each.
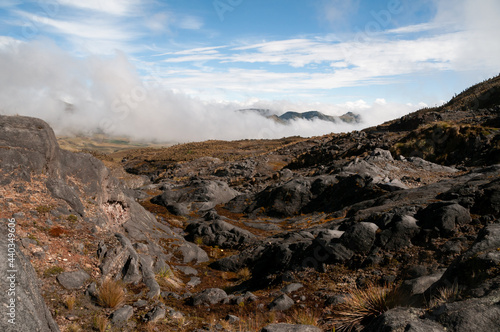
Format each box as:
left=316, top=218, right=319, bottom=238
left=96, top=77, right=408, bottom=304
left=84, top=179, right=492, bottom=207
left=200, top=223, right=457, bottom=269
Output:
left=97, top=279, right=125, bottom=309
left=289, top=308, right=321, bottom=326
left=93, top=314, right=109, bottom=332
left=64, top=294, right=77, bottom=311
left=333, top=282, right=405, bottom=332
left=236, top=267, right=251, bottom=280
left=66, top=323, right=81, bottom=332
left=431, top=282, right=461, bottom=307
left=156, top=267, right=183, bottom=290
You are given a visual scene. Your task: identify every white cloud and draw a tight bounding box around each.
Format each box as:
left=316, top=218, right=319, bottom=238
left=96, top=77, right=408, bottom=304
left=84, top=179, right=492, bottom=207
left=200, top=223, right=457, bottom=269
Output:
left=0, top=40, right=420, bottom=142
left=178, top=15, right=203, bottom=30
left=57, top=0, right=140, bottom=16
left=319, top=0, right=360, bottom=27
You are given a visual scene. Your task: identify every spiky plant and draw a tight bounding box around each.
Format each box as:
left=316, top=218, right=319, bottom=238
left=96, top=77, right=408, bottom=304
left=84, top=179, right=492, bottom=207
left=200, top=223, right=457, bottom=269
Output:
left=97, top=279, right=125, bottom=309
left=334, top=282, right=406, bottom=332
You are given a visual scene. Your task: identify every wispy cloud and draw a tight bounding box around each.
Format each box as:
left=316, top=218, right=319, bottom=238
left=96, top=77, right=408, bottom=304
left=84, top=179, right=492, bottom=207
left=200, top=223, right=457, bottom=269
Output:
left=57, top=0, right=141, bottom=16
left=16, top=11, right=135, bottom=42
left=319, top=0, right=361, bottom=27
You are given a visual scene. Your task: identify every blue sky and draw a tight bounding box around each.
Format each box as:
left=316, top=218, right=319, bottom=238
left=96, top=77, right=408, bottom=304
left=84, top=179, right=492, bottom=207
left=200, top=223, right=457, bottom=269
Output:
left=0, top=0, right=499, bottom=141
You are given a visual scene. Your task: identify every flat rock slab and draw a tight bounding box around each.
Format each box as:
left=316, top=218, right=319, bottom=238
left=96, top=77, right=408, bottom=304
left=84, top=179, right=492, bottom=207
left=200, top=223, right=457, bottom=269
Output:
left=57, top=270, right=90, bottom=290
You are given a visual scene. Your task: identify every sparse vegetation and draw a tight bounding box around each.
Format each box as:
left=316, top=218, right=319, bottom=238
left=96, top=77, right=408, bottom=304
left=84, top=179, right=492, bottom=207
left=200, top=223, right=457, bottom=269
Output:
left=92, top=314, right=110, bottom=332
left=156, top=267, right=183, bottom=290
left=43, top=266, right=64, bottom=277
left=194, top=236, right=204, bottom=245
left=66, top=323, right=81, bottom=332
left=289, top=308, right=321, bottom=326
left=431, top=282, right=462, bottom=307
left=67, top=214, right=78, bottom=222
left=333, top=283, right=406, bottom=332
left=36, top=204, right=53, bottom=215
left=27, top=233, right=40, bottom=245
left=97, top=279, right=125, bottom=309
left=49, top=226, right=69, bottom=237
left=64, top=294, right=76, bottom=311
left=236, top=267, right=251, bottom=280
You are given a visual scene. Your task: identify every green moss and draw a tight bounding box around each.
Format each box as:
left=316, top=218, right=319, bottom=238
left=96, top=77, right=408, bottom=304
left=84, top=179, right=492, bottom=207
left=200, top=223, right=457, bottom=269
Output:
left=36, top=205, right=53, bottom=215
left=67, top=214, right=78, bottom=222
left=44, top=266, right=64, bottom=277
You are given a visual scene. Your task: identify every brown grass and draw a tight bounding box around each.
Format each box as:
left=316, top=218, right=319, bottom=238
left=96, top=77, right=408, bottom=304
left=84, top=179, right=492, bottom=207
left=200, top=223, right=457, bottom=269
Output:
left=430, top=282, right=461, bottom=307
left=97, top=279, right=125, bottom=309
left=66, top=323, right=81, bottom=332
left=236, top=267, right=251, bottom=280
left=289, top=308, right=321, bottom=326
left=333, top=282, right=406, bottom=332
left=64, top=294, right=77, bottom=311
left=49, top=226, right=70, bottom=237
left=93, top=314, right=109, bottom=332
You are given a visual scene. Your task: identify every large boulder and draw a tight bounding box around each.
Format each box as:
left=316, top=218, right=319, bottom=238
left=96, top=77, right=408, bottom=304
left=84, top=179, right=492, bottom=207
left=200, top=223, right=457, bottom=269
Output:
left=185, top=219, right=255, bottom=249
left=151, top=179, right=239, bottom=215
left=472, top=178, right=500, bottom=217
left=378, top=215, right=420, bottom=250
left=416, top=202, right=471, bottom=236
left=367, top=307, right=445, bottom=332
left=341, top=222, right=378, bottom=253
left=428, top=224, right=500, bottom=294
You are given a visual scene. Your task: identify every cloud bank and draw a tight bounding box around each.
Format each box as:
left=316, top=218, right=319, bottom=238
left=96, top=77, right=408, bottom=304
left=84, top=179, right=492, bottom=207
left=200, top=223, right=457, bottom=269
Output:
left=0, top=40, right=420, bottom=142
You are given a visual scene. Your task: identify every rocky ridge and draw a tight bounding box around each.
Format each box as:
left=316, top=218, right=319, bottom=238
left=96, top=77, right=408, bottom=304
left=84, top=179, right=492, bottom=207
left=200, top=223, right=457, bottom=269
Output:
left=0, top=75, right=499, bottom=331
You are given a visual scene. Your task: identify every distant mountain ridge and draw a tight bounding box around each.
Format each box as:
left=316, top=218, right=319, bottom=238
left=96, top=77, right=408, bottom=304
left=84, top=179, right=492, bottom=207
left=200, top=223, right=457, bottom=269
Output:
left=238, top=108, right=361, bottom=124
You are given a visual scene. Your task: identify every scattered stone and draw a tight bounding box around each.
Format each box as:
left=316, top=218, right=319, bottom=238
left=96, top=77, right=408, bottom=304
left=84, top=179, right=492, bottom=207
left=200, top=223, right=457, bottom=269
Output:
left=133, top=300, right=148, bottom=308
left=269, top=294, right=294, bottom=311
left=192, top=288, right=228, bottom=306
left=143, top=306, right=166, bottom=323
left=281, top=283, right=303, bottom=294
left=176, top=265, right=198, bottom=276
left=56, top=270, right=90, bottom=290
left=111, top=305, right=133, bottom=325
left=187, top=277, right=201, bottom=288
left=176, top=242, right=209, bottom=264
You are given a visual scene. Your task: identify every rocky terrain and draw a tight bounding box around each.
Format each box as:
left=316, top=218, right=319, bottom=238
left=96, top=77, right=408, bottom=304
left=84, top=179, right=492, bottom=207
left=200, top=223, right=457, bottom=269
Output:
left=0, top=75, right=499, bottom=332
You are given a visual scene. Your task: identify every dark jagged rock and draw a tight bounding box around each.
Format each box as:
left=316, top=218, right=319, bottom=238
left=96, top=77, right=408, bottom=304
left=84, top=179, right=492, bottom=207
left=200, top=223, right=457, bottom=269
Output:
left=185, top=219, right=255, bottom=249
left=151, top=179, right=239, bottom=215
left=416, top=202, right=471, bottom=236
left=341, top=222, right=378, bottom=253
left=366, top=307, right=445, bottom=332
left=428, top=224, right=500, bottom=294
left=429, top=289, right=500, bottom=332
